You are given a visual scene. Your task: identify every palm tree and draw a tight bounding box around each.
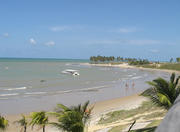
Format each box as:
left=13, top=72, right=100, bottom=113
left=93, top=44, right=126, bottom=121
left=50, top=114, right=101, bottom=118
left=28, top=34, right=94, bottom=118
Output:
left=50, top=101, right=93, bottom=132
left=30, top=111, right=48, bottom=132
left=0, top=115, right=8, bottom=130
left=141, top=73, right=180, bottom=109
left=14, top=114, right=28, bottom=132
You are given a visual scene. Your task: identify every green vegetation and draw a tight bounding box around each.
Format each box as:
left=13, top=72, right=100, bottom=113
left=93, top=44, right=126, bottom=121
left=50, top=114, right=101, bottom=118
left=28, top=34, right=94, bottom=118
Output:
left=0, top=115, right=8, bottom=130
left=30, top=111, right=48, bottom=132
left=90, top=56, right=115, bottom=62
left=128, top=120, right=161, bottom=132
left=146, top=120, right=162, bottom=128
left=140, top=63, right=180, bottom=71
left=98, top=101, right=165, bottom=124
left=128, top=59, right=149, bottom=65
left=142, top=73, right=180, bottom=109
left=90, top=55, right=150, bottom=65
left=0, top=101, right=93, bottom=132
left=108, top=124, right=129, bottom=132
left=159, top=63, right=180, bottom=71
left=90, top=56, right=180, bottom=72
left=14, top=115, right=28, bottom=132
left=110, top=126, right=157, bottom=132
left=170, top=58, right=173, bottom=63
left=129, top=127, right=156, bottom=132
left=176, top=57, right=180, bottom=63
left=108, top=120, right=162, bottom=132
left=143, top=112, right=165, bottom=120
left=50, top=101, right=93, bottom=132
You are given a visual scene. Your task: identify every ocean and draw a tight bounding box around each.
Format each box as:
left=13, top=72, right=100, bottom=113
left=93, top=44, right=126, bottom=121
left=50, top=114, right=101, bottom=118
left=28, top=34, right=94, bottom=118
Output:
left=0, top=58, right=170, bottom=114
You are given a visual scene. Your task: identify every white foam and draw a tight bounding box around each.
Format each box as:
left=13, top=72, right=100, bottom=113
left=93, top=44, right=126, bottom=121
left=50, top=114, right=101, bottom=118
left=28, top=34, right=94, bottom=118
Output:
left=24, top=92, right=46, bottom=95
left=131, top=76, right=142, bottom=80
left=0, top=93, right=19, bottom=97
left=65, top=63, right=71, bottom=66
left=78, top=85, right=108, bottom=92
left=5, top=87, right=27, bottom=91
left=57, top=90, right=73, bottom=94
left=127, top=74, right=133, bottom=77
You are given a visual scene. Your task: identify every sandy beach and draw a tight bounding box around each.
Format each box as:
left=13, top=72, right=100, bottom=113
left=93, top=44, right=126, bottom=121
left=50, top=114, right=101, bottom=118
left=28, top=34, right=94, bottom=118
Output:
left=4, top=94, right=146, bottom=132
left=83, top=63, right=180, bottom=74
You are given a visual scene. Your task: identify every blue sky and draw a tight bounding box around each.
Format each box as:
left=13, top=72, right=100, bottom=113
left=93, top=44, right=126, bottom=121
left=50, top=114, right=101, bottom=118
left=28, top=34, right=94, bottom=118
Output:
left=0, top=0, right=179, bottom=61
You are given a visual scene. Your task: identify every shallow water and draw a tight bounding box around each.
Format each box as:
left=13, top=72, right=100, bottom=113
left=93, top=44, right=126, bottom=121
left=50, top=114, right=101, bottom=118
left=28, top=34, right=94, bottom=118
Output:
left=0, top=59, right=170, bottom=114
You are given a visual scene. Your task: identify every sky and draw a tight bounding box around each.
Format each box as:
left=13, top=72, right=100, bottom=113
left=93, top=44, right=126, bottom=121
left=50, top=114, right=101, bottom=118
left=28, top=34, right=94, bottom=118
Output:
left=0, top=0, right=179, bottom=61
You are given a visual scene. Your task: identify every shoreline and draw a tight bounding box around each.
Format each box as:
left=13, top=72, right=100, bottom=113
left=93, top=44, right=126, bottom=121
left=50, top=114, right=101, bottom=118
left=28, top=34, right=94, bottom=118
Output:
left=82, top=63, right=180, bottom=74
left=1, top=62, right=171, bottom=131
left=89, top=93, right=147, bottom=125
left=5, top=94, right=146, bottom=132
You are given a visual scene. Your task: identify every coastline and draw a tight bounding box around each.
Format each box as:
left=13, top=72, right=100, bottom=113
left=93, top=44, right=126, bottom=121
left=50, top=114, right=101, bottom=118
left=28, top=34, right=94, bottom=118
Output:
left=1, top=62, right=171, bottom=131
left=82, top=63, right=180, bottom=74
left=5, top=94, right=146, bottom=132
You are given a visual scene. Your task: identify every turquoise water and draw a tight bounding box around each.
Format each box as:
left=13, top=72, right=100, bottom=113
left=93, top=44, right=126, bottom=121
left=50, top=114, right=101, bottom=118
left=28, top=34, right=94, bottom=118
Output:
left=0, top=58, right=170, bottom=114
left=0, top=58, right=89, bottom=62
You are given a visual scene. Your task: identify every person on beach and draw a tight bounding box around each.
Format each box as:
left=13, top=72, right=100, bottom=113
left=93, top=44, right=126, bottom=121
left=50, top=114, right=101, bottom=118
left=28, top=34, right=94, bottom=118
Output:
left=132, top=82, right=135, bottom=91
left=125, top=83, right=129, bottom=95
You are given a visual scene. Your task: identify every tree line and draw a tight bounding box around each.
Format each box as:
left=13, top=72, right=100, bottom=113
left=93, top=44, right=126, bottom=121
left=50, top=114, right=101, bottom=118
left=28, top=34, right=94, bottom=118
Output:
left=90, top=55, right=150, bottom=65
left=90, top=56, right=115, bottom=62
left=169, top=57, right=180, bottom=63
left=176, top=57, right=180, bottom=62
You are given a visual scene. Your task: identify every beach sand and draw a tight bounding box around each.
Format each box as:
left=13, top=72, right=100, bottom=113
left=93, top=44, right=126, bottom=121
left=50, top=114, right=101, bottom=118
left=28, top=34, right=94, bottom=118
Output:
left=88, top=94, right=147, bottom=131
left=83, top=63, right=180, bottom=74
left=4, top=94, right=146, bottom=132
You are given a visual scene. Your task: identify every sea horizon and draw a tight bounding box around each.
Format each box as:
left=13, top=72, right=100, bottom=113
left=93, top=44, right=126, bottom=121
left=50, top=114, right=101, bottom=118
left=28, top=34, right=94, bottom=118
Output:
left=0, top=57, right=89, bottom=62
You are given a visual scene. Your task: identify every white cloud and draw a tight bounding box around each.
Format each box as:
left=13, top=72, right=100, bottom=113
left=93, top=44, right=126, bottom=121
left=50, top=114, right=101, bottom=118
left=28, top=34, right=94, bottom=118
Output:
left=89, top=39, right=160, bottom=45
left=118, top=27, right=137, bottom=33
left=50, top=26, right=71, bottom=32
left=45, top=41, right=55, bottom=46
left=128, top=40, right=160, bottom=45
left=29, top=38, right=36, bottom=45
left=3, top=33, right=9, bottom=37
left=110, top=27, right=138, bottom=33
left=50, top=25, right=84, bottom=32
left=149, top=49, right=159, bottom=53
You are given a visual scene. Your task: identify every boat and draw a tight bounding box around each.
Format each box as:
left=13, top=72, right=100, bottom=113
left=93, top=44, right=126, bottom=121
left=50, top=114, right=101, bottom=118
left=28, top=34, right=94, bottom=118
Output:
left=62, top=69, right=80, bottom=76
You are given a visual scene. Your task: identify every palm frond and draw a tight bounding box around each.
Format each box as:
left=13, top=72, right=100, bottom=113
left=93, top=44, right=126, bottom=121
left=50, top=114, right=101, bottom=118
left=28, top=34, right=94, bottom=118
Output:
left=47, top=112, right=62, bottom=117
left=30, top=111, right=48, bottom=130
left=170, top=72, right=176, bottom=83
left=142, top=73, right=180, bottom=109
left=0, top=116, right=8, bottom=130
left=82, top=101, right=90, bottom=113
left=51, top=101, right=92, bottom=132
left=56, top=104, right=70, bottom=113
left=175, top=76, right=180, bottom=86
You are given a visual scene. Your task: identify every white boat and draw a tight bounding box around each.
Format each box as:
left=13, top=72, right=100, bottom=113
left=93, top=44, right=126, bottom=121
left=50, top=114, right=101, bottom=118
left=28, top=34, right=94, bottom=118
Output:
left=62, top=69, right=80, bottom=76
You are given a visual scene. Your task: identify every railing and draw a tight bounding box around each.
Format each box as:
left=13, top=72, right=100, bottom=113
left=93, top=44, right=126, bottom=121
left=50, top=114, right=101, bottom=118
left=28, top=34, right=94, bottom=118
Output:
left=155, top=95, right=180, bottom=132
